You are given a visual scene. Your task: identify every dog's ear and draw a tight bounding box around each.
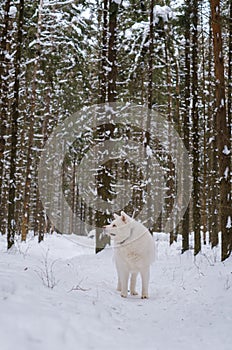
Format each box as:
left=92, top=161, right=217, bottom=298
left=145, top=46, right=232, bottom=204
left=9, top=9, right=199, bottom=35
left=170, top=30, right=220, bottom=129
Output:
left=121, top=211, right=130, bottom=219
left=121, top=213, right=127, bottom=223
left=113, top=213, right=120, bottom=219
left=121, top=211, right=130, bottom=224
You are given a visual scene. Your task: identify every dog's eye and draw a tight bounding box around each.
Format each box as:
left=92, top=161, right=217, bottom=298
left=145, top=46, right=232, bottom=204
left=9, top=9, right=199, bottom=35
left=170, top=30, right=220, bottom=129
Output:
left=112, top=224, right=116, bottom=228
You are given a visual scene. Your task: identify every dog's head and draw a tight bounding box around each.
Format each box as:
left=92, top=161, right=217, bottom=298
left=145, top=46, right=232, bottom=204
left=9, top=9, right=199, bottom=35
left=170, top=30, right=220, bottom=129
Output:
left=103, top=211, right=132, bottom=243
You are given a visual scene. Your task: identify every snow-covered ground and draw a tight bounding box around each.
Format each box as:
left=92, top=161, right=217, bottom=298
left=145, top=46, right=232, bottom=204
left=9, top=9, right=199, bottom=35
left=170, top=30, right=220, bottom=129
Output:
left=0, top=232, right=232, bottom=350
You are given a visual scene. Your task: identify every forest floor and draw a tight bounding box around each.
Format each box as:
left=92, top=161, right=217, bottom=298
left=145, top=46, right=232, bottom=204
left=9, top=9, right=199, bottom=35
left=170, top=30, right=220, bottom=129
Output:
left=0, top=231, right=232, bottom=350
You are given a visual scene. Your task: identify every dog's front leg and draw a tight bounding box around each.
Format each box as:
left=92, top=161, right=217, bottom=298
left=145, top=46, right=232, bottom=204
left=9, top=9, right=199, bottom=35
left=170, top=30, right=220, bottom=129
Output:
left=115, top=256, right=121, bottom=291
left=120, top=271, right=129, bottom=298
left=117, top=275, right=121, bottom=291
left=130, top=272, right=138, bottom=295
left=141, top=267, right=150, bottom=299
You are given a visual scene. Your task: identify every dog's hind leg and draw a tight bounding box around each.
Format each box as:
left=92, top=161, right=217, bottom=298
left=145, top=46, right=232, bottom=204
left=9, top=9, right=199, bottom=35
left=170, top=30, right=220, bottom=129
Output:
left=130, top=272, right=138, bottom=295
left=141, top=267, right=150, bottom=299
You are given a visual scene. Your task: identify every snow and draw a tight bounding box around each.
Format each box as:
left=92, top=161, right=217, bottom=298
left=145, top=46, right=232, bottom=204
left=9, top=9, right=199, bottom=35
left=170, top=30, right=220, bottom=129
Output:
left=0, top=232, right=232, bottom=350
left=146, top=145, right=153, bottom=157
left=9, top=5, right=17, bottom=18
left=81, top=8, right=92, bottom=20
left=222, top=145, right=230, bottom=155
left=224, top=166, right=229, bottom=179
left=226, top=216, right=231, bottom=229
left=71, top=23, right=82, bottom=35
left=153, top=5, right=174, bottom=24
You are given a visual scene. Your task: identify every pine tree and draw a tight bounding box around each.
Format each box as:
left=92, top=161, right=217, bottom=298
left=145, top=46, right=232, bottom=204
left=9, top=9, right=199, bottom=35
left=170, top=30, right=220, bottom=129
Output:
left=21, top=0, right=43, bottom=241
left=182, top=0, right=191, bottom=253
left=7, top=0, right=25, bottom=249
left=191, top=0, right=201, bottom=255
left=210, top=0, right=231, bottom=261
left=0, top=0, right=11, bottom=235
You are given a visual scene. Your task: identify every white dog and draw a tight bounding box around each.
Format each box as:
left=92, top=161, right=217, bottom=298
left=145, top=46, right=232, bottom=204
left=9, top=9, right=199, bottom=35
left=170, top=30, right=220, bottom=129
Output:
left=104, top=211, right=155, bottom=298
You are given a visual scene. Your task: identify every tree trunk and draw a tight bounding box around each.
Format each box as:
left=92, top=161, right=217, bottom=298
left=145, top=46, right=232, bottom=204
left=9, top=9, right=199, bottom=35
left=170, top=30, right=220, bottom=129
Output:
left=164, top=20, right=176, bottom=242
left=207, top=16, right=218, bottom=247
left=7, top=0, right=25, bottom=249
left=0, top=0, right=11, bottom=235
left=99, top=0, right=108, bottom=104
left=228, top=0, right=232, bottom=139
left=95, top=0, right=118, bottom=253
left=145, top=0, right=154, bottom=233
left=107, top=0, right=118, bottom=103
left=182, top=0, right=191, bottom=253
left=210, top=0, right=231, bottom=261
left=192, top=0, right=201, bottom=256
left=200, top=5, right=207, bottom=244
left=21, top=0, right=43, bottom=241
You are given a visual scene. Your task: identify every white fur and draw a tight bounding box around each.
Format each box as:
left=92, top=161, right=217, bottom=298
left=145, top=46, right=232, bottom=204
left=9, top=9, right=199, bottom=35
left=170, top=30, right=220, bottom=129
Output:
left=104, top=212, right=155, bottom=298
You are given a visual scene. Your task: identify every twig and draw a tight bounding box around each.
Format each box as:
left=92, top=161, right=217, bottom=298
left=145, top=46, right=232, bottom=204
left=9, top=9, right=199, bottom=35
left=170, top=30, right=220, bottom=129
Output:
left=67, top=280, right=90, bottom=293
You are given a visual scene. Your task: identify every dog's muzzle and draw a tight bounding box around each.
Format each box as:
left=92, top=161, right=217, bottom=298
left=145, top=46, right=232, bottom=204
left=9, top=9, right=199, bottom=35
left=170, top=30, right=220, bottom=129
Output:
left=102, top=226, right=116, bottom=237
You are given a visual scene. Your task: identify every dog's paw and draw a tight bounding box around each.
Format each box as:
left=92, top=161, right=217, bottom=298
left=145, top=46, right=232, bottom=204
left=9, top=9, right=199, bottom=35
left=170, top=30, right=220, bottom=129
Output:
left=141, top=295, right=148, bottom=299
left=130, top=291, right=138, bottom=296
left=120, top=293, right=128, bottom=298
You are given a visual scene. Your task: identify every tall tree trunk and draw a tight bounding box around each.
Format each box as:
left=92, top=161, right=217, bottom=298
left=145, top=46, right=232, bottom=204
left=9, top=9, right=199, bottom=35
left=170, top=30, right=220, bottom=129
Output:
left=99, top=0, right=108, bottom=104
left=207, top=15, right=218, bottom=247
left=210, top=0, right=231, bottom=261
left=0, top=0, right=11, bottom=165
left=148, top=0, right=154, bottom=112
left=145, top=0, right=154, bottom=232
left=38, top=111, right=50, bottom=243
left=200, top=5, right=207, bottom=244
left=7, top=0, right=25, bottom=249
left=0, top=0, right=11, bottom=235
left=95, top=0, right=118, bottom=253
left=21, top=0, right=43, bottom=241
left=182, top=0, right=191, bottom=253
left=164, top=21, right=176, bottom=242
left=228, top=0, right=232, bottom=138
left=192, top=0, right=201, bottom=255
left=107, top=0, right=118, bottom=103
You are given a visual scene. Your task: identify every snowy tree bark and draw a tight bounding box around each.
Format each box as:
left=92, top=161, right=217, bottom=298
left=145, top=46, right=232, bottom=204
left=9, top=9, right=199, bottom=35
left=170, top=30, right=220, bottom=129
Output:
left=182, top=0, right=191, bottom=253
left=206, top=15, right=219, bottom=247
left=228, top=0, right=232, bottom=136
left=95, top=0, right=119, bottom=252
left=145, top=0, right=154, bottom=232
left=191, top=0, right=201, bottom=255
left=210, top=0, right=231, bottom=261
left=199, top=6, right=207, bottom=243
left=21, top=0, right=43, bottom=242
left=164, top=19, right=176, bottom=242
left=99, top=0, right=108, bottom=104
left=0, top=0, right=11, bottom=235
left=7, top=0, right=25, bottom=249
left=107, top=0, right=118, bottom=103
